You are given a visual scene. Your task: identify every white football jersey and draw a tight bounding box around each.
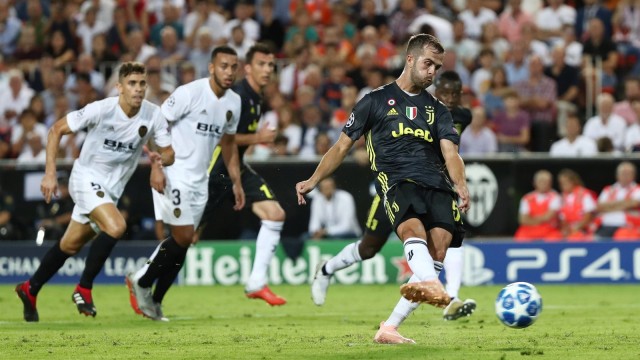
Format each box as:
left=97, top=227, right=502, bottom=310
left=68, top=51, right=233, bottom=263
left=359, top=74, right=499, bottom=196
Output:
left=67, top=97, right=171, bottom=198
left=161, top=78, right=241, bottom=187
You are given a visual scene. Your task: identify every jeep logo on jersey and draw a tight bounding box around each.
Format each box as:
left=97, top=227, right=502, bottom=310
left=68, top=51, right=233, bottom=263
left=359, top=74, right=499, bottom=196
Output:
left=196, top=123, right=223, bottom=136
left=464, top=163, right=498, bottom=227
left=103, top=139, right=137, bottom=153
left=138, top=126, right=148, bottom=138
left=406, top=107, right=417, bottom=120
left=226, top=110, right=233, bottom=122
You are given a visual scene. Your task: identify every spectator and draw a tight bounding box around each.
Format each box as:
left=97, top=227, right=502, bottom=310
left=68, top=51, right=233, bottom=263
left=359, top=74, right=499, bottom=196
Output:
left=470, top=47, right=495, bottom=98
left=357, top=26, right=397, bottom=70
left=407, top=10, right=454, bottom=48
left=482, top=66, right=509, bottom=119
left=0, top=69, right=35, bottom=128
left=478, top=21, right=510, bottom=63
left=583, top=93, right=627, bottom=150
left=279, top=45, right=312, bottom=99
left=65, top=54, right=106, bottom=96
left=389, top=0, right=426, bottom=44
left=228, top=25, right=254, bottom=62
left=521, top=22, right=552, bottom=65
left=23, top=0, right=49, bottom=48
left=126, top=27, right=157, bottom=64
left=459, top=106, right=498, bottom=155
left=105, top=6, right=134, bottom=57
left=149, top=3, right=183, bottom=47
left=79, top=0, right=115, bottom=32
left=497, top=0, right=533, bottom=44
left=224, top=1, right=260, bottom=43
left=308, top=177, right=362, bottom=240
left=624, top=100, right=640, bottom=152
left=157, top=26, right=188, bottom=67
left=582, top=17, right=618, bottom=90
left=190, top=29, right=216, bottom=79
left=90, top=33, right=118, bottom=81
left=596, top=136, right=621, bottom=155
left=46, top=1, right=76, bottom=49
left=29, top=94, right=46, bottom=124
left=514, top=56, right=557, bottom=151
left=457, top=0, right=497, bottom=40
left=314, top=131, right=333, bottom=157
left=576, top=0, right=613, bottom=40
left=258, top=0, right=286, bottom=51
left=40, top=67, right=76, bottom=117
left=594, top=161, right=640, bottom=240
left=613, top=76, right=640, bottom=126
left=504, top=42, right=529, bottom=86
left=449, top=19, right=480, bottom=72
left=76, top=6, right=109, bottom=55
left=35, top=174, right=74, bottom=241
left=545, top=44, right=579, bottom=137
left=535, top=0, right=576, bottom=45
left=557, top=169, right=597, bottom=241
left=319, top=63, right=351, bottom=114
left=557, top=24, right=583, bottom=67
left=549, top=113, right=598, bottom=157
left=330, top=85, right=358, bottom=131
left=493, top=89, right=530, bottom=153
left=0, top=0, right=22, bottom=57
left=276, top=104, right=302, bottom=155
left=11, top=109, right=47, bottom=163
left=271, top=134, right=290, bottom=157
left=44, top=29, right=76, bottom=68
left=11, top=24, right=43, bottom=74
left=612, top=0, right=640, bottom=76
left=184, top=0, right=226, bottom=49
left=357, top=0, right=389, bottom=33
left=514, top=170, right=563, bottom=241
left=298, top=104, right=328, bottom=158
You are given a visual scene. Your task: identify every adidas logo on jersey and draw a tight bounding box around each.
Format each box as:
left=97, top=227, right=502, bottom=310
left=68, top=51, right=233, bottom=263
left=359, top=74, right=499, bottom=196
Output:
left=387, top=108, right=399, bottom=116
left=200, top=109, right=207, bottom=115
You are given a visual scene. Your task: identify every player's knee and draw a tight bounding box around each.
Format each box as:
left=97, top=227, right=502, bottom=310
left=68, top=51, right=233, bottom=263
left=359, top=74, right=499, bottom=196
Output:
left=267, top=206, right=286, bottom=222
left=102, top=220, right=127, bottom=239
left=59, top=241, right=82, bottom=255
left=173, top=231, right=194, bottom=247
left=358, top=245, right=378, bottom=260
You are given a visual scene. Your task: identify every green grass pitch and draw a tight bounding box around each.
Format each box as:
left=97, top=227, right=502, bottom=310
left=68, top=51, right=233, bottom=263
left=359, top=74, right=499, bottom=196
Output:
left=0, top=284, right=638, bottom=359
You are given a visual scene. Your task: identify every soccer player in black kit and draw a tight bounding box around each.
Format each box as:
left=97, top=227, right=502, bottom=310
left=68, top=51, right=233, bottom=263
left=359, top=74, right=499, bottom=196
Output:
left=199, top=43, right=287, bottom=306
left=310, top=71, right=476, bottom=330
left=296, top=34, right=470, bottom=344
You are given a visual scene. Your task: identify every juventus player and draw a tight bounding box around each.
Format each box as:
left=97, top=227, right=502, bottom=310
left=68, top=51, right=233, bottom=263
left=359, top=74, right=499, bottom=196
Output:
left=296, top=34, right=470, bottom=343
left=126, top=46, right=245, bottom=321
left=15, top=62, right=175, bottom=322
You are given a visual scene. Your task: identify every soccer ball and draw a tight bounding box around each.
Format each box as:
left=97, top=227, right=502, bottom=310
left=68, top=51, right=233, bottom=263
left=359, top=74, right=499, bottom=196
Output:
left=495, top=282, right=542, bottom=329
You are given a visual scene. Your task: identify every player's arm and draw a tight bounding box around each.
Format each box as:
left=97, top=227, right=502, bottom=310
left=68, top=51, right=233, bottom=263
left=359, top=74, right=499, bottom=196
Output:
left=296, top=133, right=355, bottom=205
left=219, top=133, right=245, bottom=210
left=41, top=117, right=74, bottom=204
left=440, top=139, right=469, bottom=213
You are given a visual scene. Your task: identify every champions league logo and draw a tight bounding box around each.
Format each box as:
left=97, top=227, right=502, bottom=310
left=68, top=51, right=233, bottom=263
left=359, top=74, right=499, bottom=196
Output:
left=464, top=163, right=498, bottom=227
left=346, top=113, right=355, bottom=127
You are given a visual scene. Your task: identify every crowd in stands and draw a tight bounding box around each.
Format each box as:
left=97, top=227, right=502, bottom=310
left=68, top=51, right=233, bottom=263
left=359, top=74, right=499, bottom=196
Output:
left=2, top=0, right=640, bottom=162
left=515, top=161, right=640, bottom=242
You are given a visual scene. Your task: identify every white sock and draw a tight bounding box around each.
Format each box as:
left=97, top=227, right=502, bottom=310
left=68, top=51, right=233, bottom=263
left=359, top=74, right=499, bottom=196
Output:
left=434, top=261, right=443, bottom=276
left=246, top=220, right=283, bottom=292
left=324, top=241, right=362, bottom=275
left=384, top=275, right=420, bottom=327
left=444, top=246, right=464, bottom=299
left=403, top=238, right=437, bottom=281
left=134, top=242, right=162, bottom=282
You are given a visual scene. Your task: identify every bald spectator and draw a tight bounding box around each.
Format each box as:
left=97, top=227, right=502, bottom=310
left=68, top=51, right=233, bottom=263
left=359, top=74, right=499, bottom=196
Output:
left=549, top=113, right=598, bottom=157
left=459, top=106, right=497, bottom=155
left=514, top=170, right=563, bottom=241
left=595, top=162, right=640, bottom=240
left=583, top=93, right=627, bottom=151
left=514, top=56, right=557, bottom=151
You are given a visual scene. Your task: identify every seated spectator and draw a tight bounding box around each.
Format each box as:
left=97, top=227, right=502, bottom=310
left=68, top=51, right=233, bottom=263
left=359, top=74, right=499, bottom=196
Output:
left=583, top=93, right=627, bottom=151
left=624, top=101, right=640, bottom=152
left=227, top=25, right=254, bottom=62
left=497, top=0, right=533, bottom=44
left=90, top=34, right=118, bottom=81
left=276, top=104, right=302, bottom=155
left=535, top=0, right=576, bottom=45
left=596, top=136, right=622, bottom=156
left=457, top=0, right=497, bottom=40
left=459, top=106, right=497, bottom=155
left=11, top=24, right=43, bottom=74
left=157, top=26, right=188, bottom=67
left=183, top=0, right=226, bottom=49
left=493, top=90, right=530, bottom=153
left=271, top=134, right=290, bottom=157
left=0, top=69, right=35, bottom=127
left=0, top=0, right=21, bottom=57
left=613, top=76, right=640, bottom=126
left=482, top=66, right=510, bottom=119
left=557, top=169, right=597, bottom=241
left=308, top=177, right=361, bottom=240
left=11, top=109, right=47, bottom=163
left=504, top=42, right=529, bottom=85
left=470, top=47, right=495, bottom=98
left=594, top=161, right=640, bottom=240
left=64, top=53, right=106, bottom=96
left=549, top=113, right=598, bottom=157
left=545, top=44, right=579, bottom=137
left=448, top=19, right=480, bottom=71
left=45, top=29, right=76, bottom=68
left=478, top=22, right=510, bottom=63
left=514, top=170, right=563, bottom=241
left=582, top=17, right=618, bottom=91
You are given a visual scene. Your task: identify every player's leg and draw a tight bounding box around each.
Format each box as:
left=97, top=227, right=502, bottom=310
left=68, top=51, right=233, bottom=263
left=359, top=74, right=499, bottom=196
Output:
left=16, top=219, right=96, bottom=322
left=442, top=220, right=476, bottom=320
left=397, top=188, right=453, bottom=308
left=243, top=169, right=287, bottom=306
left=312, top=195, right=391, bottom=305
left=73, top=202, right=127, bottom=317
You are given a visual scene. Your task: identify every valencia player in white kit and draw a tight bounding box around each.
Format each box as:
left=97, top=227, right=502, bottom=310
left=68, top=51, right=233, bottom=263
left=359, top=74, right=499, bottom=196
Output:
left=126, top=46, right=245, bottom=321
left=15, top=62, right=175, bottom=322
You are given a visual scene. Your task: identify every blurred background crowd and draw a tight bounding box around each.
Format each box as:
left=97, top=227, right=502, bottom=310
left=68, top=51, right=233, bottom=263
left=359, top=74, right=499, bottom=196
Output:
left=2, top=0, right=640, bottom=163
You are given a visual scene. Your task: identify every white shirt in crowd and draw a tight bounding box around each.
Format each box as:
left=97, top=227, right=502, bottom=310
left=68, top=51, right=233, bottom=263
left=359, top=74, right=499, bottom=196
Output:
left=598, top=182, right=640, bottom=226
left=308, top=189, right=362, bottom=238
left=549, top=135, right=598, bottom=157
left=67, top=97, right=171, bottom=198
left=160, top=78, right=241, bottom=187
left=535, top=4, right=577, bottom=43
left=457, top=7, right=497, bottom=39
left=10, top=122, right=48, bottom=159
left=459, top=127, right=497, bottom=155
left=624, top=123, right=640, bottom=151
left=184, top=10, right=226, bottom=43
left=583, top=113, right=627, bottom=150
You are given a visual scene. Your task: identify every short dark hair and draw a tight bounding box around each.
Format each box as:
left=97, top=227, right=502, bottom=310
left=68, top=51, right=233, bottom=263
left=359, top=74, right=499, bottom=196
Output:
left=118, top=61, right=146, bottom=80
left=245, top=43, right=274, bottom=64
left=210, top=45, right=238, bottom=61
left=406, top=33, right=444, bottom=57
left=558, top=168, right=584, bottom=186
left=435, top=70, right=462, bottom=89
